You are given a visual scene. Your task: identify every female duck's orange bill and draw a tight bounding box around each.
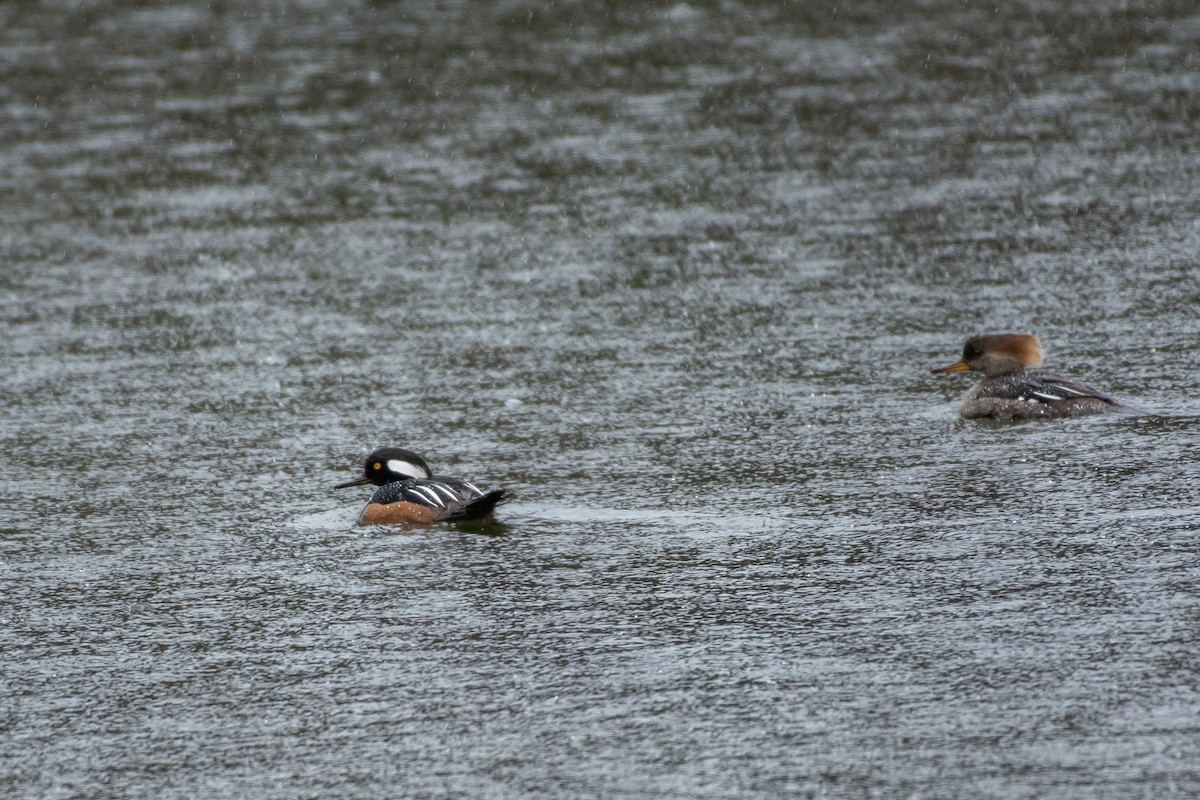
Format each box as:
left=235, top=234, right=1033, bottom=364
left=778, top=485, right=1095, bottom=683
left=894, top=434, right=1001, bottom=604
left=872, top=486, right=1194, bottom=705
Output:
left=931, top=360, right=971, bottom=374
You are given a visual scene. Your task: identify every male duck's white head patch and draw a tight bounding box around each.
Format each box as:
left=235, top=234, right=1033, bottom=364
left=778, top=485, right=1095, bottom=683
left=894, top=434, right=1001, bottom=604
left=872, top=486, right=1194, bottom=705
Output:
left=387, top=458, right=430, bottom=480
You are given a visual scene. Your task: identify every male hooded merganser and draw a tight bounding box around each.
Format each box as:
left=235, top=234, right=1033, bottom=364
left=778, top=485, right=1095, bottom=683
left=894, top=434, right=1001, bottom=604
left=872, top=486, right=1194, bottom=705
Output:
left=932, top=333, right=1126, bottom=419
left=335, top=447, right=509, bottom=525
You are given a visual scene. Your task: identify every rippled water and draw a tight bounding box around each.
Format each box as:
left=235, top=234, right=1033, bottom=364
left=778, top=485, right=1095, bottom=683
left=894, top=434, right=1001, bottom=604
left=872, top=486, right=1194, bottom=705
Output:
left=3, top=2, right=1200, bottom=798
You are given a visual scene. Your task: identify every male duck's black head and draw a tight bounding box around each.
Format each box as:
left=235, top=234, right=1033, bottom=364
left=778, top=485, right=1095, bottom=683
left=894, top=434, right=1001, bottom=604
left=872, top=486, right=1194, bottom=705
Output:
left=334, top=447, right=433, bottom=488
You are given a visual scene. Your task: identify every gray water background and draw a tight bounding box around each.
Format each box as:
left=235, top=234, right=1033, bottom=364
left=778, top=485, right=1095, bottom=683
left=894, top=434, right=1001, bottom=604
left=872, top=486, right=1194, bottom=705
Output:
left=2, top=1, right=1199, bottom=798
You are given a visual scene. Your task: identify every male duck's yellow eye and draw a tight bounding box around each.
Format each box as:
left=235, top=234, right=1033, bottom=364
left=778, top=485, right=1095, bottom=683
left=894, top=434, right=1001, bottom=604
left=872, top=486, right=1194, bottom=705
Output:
left=372, top=462, right=382, bottom=471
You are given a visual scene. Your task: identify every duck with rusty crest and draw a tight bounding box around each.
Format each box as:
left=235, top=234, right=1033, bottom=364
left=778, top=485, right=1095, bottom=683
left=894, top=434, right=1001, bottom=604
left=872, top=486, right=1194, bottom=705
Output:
left=335, top=447, right=509, bottom=525
left=931, top=333, right=1130, bottom=420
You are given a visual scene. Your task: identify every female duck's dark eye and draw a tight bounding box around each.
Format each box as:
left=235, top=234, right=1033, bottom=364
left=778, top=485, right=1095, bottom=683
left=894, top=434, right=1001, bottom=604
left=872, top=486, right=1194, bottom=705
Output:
left=964, top=345, right=981, bottom=358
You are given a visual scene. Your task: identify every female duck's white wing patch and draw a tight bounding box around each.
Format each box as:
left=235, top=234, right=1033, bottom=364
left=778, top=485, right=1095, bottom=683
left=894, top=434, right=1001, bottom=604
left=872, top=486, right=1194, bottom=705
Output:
left=1042, top=382, right=1094, bottom=398
left=1016, top=371, right=1118, bottom=404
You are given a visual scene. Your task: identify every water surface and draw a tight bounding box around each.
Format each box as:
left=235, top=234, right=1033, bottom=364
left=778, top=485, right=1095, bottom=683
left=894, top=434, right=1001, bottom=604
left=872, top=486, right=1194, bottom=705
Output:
left=3, top=2, right=1199, bottom=798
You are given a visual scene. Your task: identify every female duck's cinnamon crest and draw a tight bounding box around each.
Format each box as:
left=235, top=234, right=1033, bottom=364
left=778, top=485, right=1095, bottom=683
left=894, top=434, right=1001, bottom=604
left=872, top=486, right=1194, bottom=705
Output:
left=932, top=333, right=1127, bottom=419
left=932, top=333, right=1043, bottom=378
left=335, top=446, right=509, bottom=525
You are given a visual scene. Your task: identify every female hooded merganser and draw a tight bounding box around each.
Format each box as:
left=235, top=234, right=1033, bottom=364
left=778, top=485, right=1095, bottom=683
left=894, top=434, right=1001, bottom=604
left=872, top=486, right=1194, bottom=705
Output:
left=932, top=333, right=1125, bottom=419
left=335, top=447, right=509, bottom=525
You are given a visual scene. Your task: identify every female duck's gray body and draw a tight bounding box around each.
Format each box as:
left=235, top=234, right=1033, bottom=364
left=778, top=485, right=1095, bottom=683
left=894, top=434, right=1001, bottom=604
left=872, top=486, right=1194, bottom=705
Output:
left=932, top=333, right=1126, bottom=420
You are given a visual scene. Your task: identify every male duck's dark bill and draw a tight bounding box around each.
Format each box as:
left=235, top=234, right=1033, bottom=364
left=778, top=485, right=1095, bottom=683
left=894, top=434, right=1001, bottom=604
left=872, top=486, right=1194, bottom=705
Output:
left=334, top=475, right=373, bottom=489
